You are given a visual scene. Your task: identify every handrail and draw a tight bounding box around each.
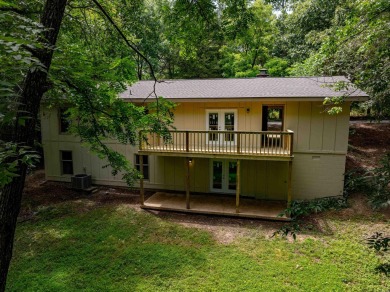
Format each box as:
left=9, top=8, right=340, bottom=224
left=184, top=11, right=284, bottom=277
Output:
left=140, top=130, right=294, bottom=157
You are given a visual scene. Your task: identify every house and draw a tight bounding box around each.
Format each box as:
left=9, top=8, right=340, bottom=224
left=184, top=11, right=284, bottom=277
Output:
left=41, top=75, right=368, bottom=220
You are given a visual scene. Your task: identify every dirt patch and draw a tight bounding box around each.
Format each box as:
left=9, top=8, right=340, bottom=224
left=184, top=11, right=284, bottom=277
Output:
left=145, top=210, right=286, bottom=244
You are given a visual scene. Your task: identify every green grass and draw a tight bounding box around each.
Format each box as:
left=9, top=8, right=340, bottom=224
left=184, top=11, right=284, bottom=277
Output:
left=7, top=202, right=389, bottom=291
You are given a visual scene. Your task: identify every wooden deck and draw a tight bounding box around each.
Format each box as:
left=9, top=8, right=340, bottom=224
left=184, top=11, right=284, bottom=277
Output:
left=142, top=192, right=290, bottom=221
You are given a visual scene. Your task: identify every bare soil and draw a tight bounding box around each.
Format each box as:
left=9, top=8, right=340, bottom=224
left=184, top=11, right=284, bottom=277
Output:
left=20, top=122, right=390, bottom=243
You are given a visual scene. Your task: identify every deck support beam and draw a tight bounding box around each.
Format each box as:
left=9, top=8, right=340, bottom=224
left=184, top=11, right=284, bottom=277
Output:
left=236, top=160, right=241, bottom=213
left=186, top=158, right=191, bottom=209
left=287, top=160, right=292, bottom=209
left=140, top=155, right=144, bottom=206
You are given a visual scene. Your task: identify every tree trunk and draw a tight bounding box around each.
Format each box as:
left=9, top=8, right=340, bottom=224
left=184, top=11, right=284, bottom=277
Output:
left=0, top=1, right=67, bottom=290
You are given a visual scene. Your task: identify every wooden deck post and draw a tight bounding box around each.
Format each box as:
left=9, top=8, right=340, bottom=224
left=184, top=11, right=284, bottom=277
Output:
left=290, top=132, right=294, bottom=156
left=186, top=158, right=190, bottom=209
left=139, top=131, right=143, bottom=150
left=236, top=160, right=241, bottom=213
left=287, top=160, right=292, bottom=208
left=140, top=154, right=144, bottom=206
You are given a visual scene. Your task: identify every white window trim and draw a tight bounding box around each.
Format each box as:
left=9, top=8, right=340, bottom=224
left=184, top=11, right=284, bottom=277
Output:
left=60, top=150, right=73, bottom=175
left=134, top=154, right=150, bottom=181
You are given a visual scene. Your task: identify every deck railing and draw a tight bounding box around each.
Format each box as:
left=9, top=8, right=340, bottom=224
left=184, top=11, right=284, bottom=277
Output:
left=139, top=130, right=294, bottom=157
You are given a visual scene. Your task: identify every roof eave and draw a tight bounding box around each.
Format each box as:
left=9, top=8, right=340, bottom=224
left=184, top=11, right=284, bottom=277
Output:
left=121, top=95, right=369, bottom=103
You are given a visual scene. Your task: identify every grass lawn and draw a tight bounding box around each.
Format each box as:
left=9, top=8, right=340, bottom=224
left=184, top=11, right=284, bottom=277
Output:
left=7, top=196, right=389, bottom=291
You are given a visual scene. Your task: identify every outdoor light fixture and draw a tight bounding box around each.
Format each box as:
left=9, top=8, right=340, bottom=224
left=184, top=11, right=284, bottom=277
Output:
left=246, top=108, right=250, bottom=113
left=189, top=158, right=193, bottom=164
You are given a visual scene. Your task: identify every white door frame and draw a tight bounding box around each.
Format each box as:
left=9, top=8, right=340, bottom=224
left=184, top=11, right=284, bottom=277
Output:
left=210, top=159, right=237, bottom=194
left=205, top=109, right=238, bottom=145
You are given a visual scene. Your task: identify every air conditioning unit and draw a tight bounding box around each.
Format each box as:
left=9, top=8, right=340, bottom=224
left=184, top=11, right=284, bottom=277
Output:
left=71, top=174, right=92, bottom=190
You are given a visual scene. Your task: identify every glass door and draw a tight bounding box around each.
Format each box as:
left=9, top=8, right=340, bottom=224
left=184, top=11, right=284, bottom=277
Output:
left=224, top=112, right=235, bottom=144
left=211, top=160, right=223, bottom=191
left=208, top=112, right=219, bottom=143
left=211, top=159, right=237, bottom=194
left=227, top=161, right=237, bottom=191
left=206, top=110, right=237, bottom=146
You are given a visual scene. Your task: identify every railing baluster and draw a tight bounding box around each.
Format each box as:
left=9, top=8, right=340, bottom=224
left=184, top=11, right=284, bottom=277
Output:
left=237, top=133, right=240, bottom=154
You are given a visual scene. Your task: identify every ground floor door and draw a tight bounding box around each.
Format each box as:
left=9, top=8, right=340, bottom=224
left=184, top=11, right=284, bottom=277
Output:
left=210, top=159, right=237, bottom=194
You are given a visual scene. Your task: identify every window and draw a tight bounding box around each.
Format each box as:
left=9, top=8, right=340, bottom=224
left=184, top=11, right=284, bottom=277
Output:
left=60, top=151, right=73, bottom=175
left=262, top=105, right=284, bottom=131
left=135, top=154, right=149, bottom=180
left=59, top=108, right=71, bottom=133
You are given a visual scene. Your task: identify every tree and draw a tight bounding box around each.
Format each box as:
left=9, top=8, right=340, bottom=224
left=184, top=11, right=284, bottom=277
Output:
left=0, top=1, right=68, bottom=289
left=0, top=0, right=175, bottom=288
left=265, top=57, right=289, bottom=76
left=219, top=0, right=275, bottom=77
left=272, top=0, right=341, bottom=64
left=288, top=0, right=390, bottom=118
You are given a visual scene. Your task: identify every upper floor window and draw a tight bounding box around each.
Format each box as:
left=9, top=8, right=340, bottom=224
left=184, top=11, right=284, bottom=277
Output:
left=135, top=154, right=149, bottom=180
left=59, top=108, right=71, bottom=133
left=262, top=105, right=284, bottom=131
left=60, top=150, right=73, bottom=175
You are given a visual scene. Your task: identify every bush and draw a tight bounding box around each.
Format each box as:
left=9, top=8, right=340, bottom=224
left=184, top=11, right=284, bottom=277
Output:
left=281, top=196, right=348, bottom=220
left=365, top=154, right=390, bottom=209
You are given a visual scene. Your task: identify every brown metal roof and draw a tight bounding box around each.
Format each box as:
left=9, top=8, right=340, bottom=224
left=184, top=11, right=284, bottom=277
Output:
left=120, top=76, right=368, bottom=101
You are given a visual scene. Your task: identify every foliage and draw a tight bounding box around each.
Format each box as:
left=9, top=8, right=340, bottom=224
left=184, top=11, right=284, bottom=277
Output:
left=0, top=142, right=40, bottom=187
left=366, top=232, right=390, bottom=276
left=344, top=153, right=390, bottom=209
left=0, top=3, right=45, bottom=186
left=271, top=222, right=300, bottom=240
left=264, top=57, right=289, bottom=76
left=275, top=196, right=348, bottom=240
left=364, top=153, right=390, bottom=209
left=44, top=1, right=177, bottom=186
left=367, top=232, right=389, bottom=252
left=287, top=0, right=390, bottom=118
left=281, top=196, right=348, bottom=220
left=343, top=169, right=366, bottom=197
left=274, top=0, right=341, bottom=63
left=220, top=0, right=275, bottom=77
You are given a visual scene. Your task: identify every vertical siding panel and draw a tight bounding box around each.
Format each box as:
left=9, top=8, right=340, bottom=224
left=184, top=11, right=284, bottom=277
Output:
left=164, top=156, right=175, bottom=189
left=266, top=161, right=288, bottom=200
left=322, top=110, right=337, bottom=151
left=309, top=102, right=324, bottom=151
left=284, top=102, right=299, bottom=146
left=334, top=102, right=351, bottom=152
left=238, top=107, right=246, bottom=131
left=253, top=101, right=261, bottom=131
left=296, top=102, right=311, bottom=151
left=40, top=108, right=50, bottom=142
left=154, top=156, right=165, bottom=185
left=193, top=158, right=208, bottom=192
left=173, top=157, right=185, bottom=190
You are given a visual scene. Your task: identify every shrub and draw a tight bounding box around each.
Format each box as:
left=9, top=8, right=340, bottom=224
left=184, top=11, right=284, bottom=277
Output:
left=364, top=154, right=390, bottom=209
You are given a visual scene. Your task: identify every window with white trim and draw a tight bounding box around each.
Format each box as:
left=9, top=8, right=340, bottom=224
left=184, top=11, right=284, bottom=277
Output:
left=60, top=150, right=73, bottom=175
